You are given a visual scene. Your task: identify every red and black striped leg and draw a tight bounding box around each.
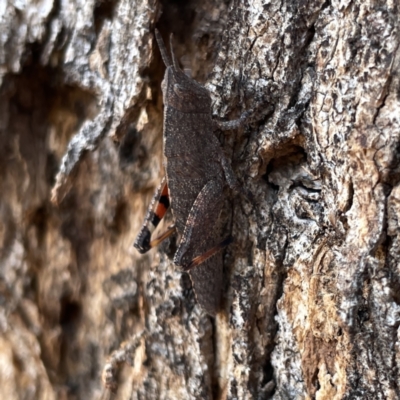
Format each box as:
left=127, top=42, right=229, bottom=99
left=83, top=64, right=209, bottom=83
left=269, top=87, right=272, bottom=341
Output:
left=134, top=177, right=173, bottom=254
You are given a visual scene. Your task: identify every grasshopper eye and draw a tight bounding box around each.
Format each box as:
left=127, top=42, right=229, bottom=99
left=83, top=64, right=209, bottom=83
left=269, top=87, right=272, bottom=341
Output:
left=173, top=84, right=185, bottom=97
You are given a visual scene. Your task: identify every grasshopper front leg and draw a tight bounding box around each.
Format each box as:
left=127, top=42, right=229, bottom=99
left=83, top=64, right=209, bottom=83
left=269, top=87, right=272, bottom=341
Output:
left=212, top=110, right=252, bottom=131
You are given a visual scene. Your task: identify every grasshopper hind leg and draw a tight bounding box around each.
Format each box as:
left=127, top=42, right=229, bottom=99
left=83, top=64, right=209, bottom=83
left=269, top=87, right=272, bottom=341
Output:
left=134, top=177, right=175, bottom=253
left=174, top=179, right=230, bottom=315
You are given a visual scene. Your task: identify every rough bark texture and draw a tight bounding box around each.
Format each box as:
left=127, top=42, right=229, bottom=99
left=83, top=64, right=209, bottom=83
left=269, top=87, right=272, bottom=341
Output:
left=1, top=0, right=400, bottom=399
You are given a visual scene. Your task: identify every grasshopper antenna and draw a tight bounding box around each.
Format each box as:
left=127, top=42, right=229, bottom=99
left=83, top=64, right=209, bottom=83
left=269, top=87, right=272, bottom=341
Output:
left=155, top=29, right=172, bottom=67
left=169, top=33, right=181, bottom=71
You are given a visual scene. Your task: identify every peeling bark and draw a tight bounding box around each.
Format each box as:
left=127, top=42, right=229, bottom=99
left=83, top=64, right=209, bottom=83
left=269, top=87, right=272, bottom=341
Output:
left=1, top=0, right=400, bottom=399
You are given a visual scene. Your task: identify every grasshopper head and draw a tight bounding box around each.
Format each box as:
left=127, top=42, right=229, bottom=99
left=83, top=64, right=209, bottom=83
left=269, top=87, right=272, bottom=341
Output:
left=155, top=29, right=211, bottom=113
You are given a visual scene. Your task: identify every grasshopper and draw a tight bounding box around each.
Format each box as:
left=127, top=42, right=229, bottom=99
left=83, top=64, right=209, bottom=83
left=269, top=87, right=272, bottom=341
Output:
left=134, top=30, right=250, bottom=315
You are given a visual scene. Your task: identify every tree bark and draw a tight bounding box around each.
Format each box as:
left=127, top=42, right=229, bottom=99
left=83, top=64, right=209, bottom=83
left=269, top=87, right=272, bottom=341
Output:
left=1, top=0, right=400, bottom=399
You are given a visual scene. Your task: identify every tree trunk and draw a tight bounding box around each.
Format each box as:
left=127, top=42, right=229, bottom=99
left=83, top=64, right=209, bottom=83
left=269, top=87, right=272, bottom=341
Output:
left=1, top=0, right=399, bottom=399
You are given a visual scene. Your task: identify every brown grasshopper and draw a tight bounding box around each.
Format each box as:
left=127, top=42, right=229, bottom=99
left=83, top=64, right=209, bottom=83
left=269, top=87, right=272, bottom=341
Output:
left=134, top=30, right=250, bottom=315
